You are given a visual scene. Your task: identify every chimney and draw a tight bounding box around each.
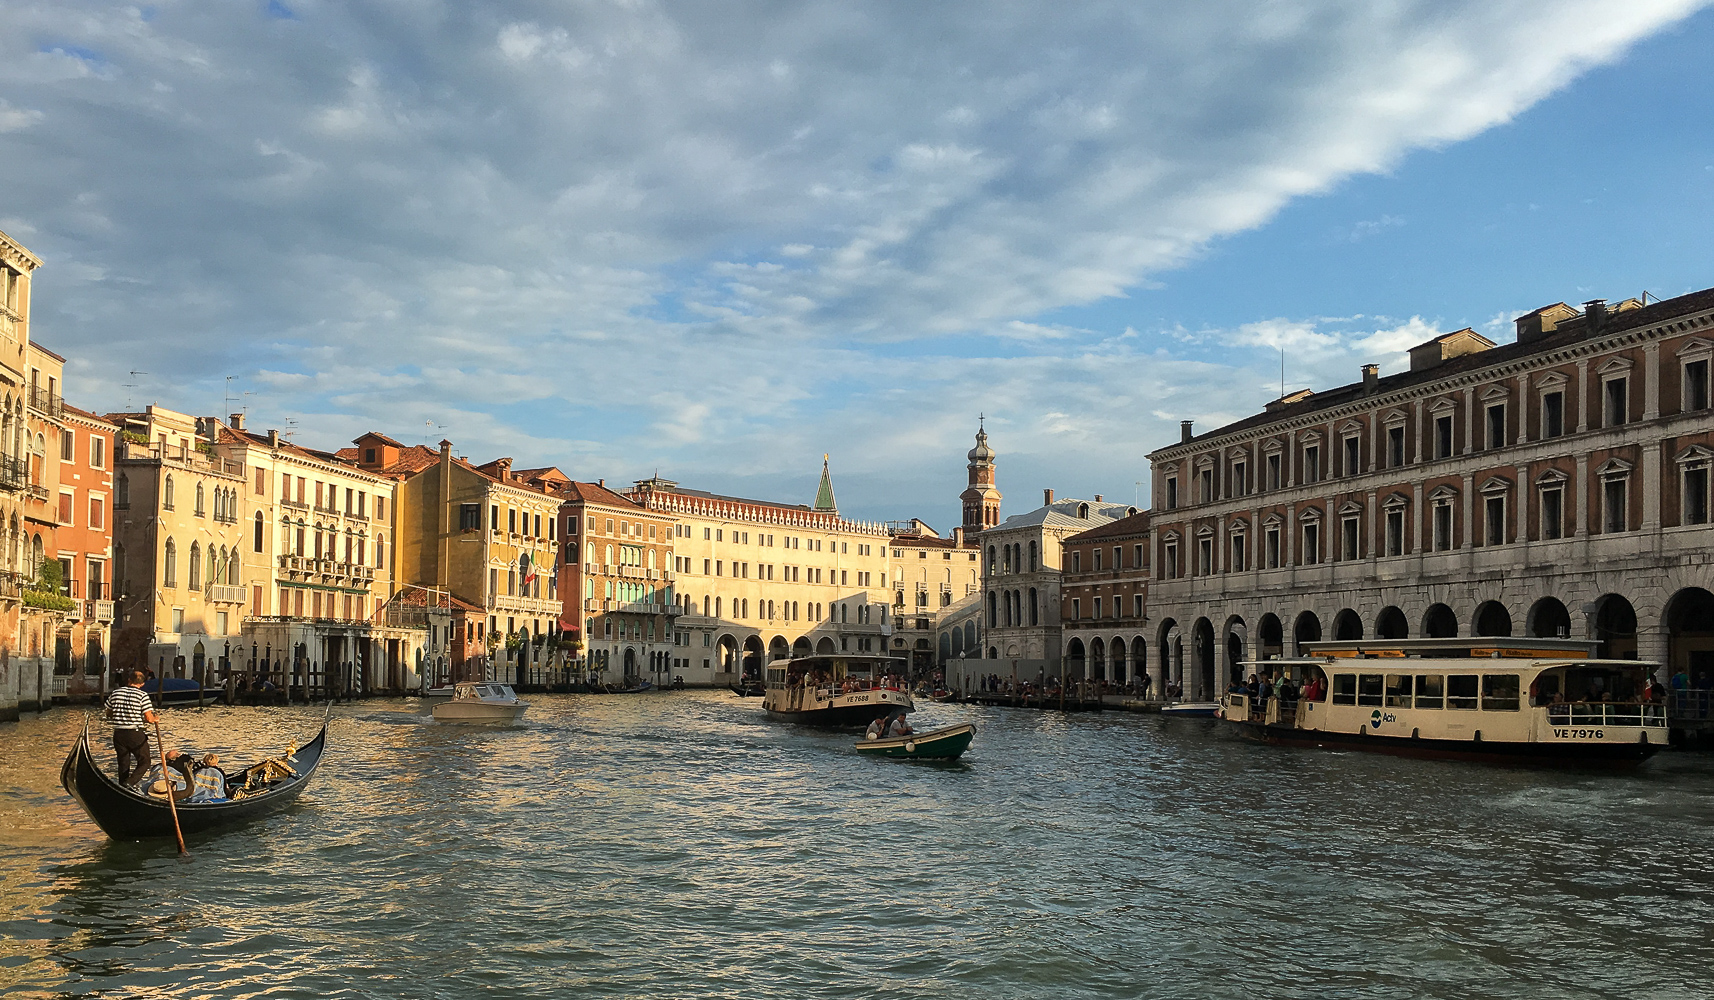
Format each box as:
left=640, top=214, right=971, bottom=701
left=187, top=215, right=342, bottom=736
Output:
left=952, top=526, right=964, bottom=547
left=1361, top=364, right=1379, bottom=394
left=229, top=412, right=246, bottom=431
left=1584, top=299, right=1608, bottom=336
left=1180, top=420, right=1193, bottom=443
left=496, top=457, right=513, bottom=480
left=599, top=478, right=605, bottom=487
left=439, top=439, right=452, bottom=466
left=1043, top=488, right=1055, bottom=506
left=1094, top=494, right=1103, bottom=502
left=267, top=429, right=279, bottom=448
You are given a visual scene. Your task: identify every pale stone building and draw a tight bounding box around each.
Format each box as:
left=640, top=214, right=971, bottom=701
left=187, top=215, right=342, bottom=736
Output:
left=1146, top=288, right=1714, bottom=702
left=557, top=480, right=679, bottom=686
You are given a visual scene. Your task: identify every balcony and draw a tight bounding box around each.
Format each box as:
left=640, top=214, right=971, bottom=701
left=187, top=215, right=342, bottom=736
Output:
left=0, top=455, right=26, bottom=493
left=211, top=584, right=247, bottom=604
left=28, top=385, right=63, bottom=418
left=86, top=599, right=115, bottom=621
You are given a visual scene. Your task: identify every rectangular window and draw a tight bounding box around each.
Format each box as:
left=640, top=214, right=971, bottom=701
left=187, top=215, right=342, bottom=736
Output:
left=1232, top=462, right=1247, bottom=496
left=508, top=508, right=518, bottom=534
left=58, top=491, right=72, bottom=524
left=1481, top=674, right=1522, bottom=712
left=1435, top=416, right=1454, bottom=458
left=1343, top=437, right=1360, bottom=477
left=1093, top=597, right=1102, bottom=619
left=1301, top=522, right=1320, bottom=564
left=1357, top=674, right=1383, bottom=707
left=458, top=503, right=480, bottom=531
left=1447, top=674, right=1479, bottom=710
left=1486, top=403, right=1506, bottom=451
left=1266, top=453, right=1281, bottom=490
left=1384, top=674, right=1413, bottom=709
left=1433, top=503, right=1453, bottom=551
left=1385, top=509, right=1404, bottom=556
left=1543, top=392, right=1564, bottom=438
left=171, top=608, right=184, bottom=633
left=1485, top=495, right=1505, bottom=545
left=1686, top=467, right=1709, bottom=525
left=1071, top=598, right=1080, bottom=620
left=89, top=494, right=103, bottom=530
left=60, top=430, right=73, bottom=461
left=1231, top=534, right=1246, bottom=572
left=1331, top=674, right=1357, bottom=706
left=1134, top=544, right=1144, bottom=567
left=1414, top=675, right=1444, bottom=710
left=1166, top=477, right=1178, bottom=509
left=1541, top=488, right=1564, bottom=540
left=1687, top=360, right=1710, bottom=411
left=716, top=560, right=724, bottom=577
left=1197, top=537, right=1212, bottom=575
left=1604, top=478, right=1628, bottom=532
left=1134, top=594, right=1144, bottom=617
left=1605, top=377, right=1628, bottom=427
left=1265, top=527, right=1280, bottom=568
left=1198, top=468, right=1213, bottom=503
left=1164, top=543, right=1179, bottom=578
left=1304, top=446, right=1320, bottom=484
left=1388, top=426, right=1405, bottom=468
left=1341, top=517, right=1358, bottom=560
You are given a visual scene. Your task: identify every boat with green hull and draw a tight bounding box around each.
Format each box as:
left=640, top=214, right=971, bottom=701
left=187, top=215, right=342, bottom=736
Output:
left=855, top=723, right=974, bottom=760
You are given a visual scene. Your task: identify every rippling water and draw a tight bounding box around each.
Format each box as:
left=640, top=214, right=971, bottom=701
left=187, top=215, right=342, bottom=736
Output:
left=4, top=692, right=1714, bottom=998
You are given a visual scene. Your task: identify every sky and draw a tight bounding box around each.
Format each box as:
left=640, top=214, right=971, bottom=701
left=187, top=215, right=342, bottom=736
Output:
left=3, top=1, right=1713, bottom=530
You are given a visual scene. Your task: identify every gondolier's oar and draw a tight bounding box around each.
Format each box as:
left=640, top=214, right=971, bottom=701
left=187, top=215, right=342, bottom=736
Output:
left=151, top=715, right=188, bottom=855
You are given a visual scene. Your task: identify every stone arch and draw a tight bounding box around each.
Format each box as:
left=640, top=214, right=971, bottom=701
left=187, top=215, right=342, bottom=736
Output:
left=1089, top=637, right=1105, bottom=681
left=1065, top=636, right=1086, bottom=680
left=768, top=635, right=790, bottom=661
left=1590, top=593, right=1638, bottom=660
left=817, top=636, right=837, bottom=654
left=716, top=634, right=739, bottom=673
left=1156, top=617, right=1181, bottom=694
left=1110, top=635, right=1127, bottom=684
left=1129, top=636, right=1146, bottom=689
left=1422, top=603, right=1458, bottom=639
left=1665, top=587, right=1714, bottom=681
left=1527, top=596, right=1571, bottom=638
left=742, top=635, right=764, bottom=676
left=1258, top=613, right=1283, bottom=659
left=1292, top=611, right=1321, bottom=654
left=1333, top=608, right=1363, bottom=641
left=1375, top=606, right=1408, bottom=640
left=792, top=636, right=812, bottom=656
left=1223, top=615, right=1247, bottom=686
left=1473, top=600, right=1513, bottom=637
left=1192, top=618, right=1216, bottom=700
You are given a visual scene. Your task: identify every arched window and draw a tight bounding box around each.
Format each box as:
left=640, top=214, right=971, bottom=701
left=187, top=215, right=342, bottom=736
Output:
left=189, top=541, right=202, bottom=589
left=229, top=548, right=241, bottom=585
left=164, top=537, right=178, bottom=587
left=195, top=482, right=205, bottom=516
left=163, top=474, right=175, bottom=510
left=605, top=545, right=614, bottom=565
left=30, top=532, right=43, bottom=575
left=254, top=511, right=265, bottom=552
left=647, top=550, right=656, bottom=570
left=376, top=533, right=386, bottom=569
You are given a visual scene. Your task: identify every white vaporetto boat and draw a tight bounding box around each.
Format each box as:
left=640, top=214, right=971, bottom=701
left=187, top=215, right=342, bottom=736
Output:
left=431, top=682, right=529, bottom=724
left=763, top=654, right=914, bottom=726
left=1220, top=637, right=1666, bottom=766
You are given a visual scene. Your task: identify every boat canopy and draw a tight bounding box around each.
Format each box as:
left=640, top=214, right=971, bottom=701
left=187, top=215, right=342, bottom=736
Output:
left=1299, top=637, right=1602, bottom=659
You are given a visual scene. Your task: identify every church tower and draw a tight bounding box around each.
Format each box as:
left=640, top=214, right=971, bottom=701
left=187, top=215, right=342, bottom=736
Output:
left=960, top=419, right=1001, bottom=532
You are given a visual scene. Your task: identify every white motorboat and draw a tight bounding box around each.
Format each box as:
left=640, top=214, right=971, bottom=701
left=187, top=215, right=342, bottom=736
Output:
left=431, top=683, right=528, bottom=723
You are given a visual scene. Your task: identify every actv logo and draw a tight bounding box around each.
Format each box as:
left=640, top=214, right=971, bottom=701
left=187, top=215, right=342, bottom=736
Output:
left=1369, top=710, right=1396, bottom=729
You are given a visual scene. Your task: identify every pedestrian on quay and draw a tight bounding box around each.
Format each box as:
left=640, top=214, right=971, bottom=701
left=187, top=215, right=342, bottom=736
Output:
left=103, top=669, right=158, bottom=787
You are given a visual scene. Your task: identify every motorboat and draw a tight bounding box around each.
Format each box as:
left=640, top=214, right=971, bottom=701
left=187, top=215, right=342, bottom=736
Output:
left=856, top=723, right=975, bottom=760
left=1160, top=701, right=1221, bottom=718
left=1220, top=637, right=1665, bottom=766
left=419, top=685, right=456, bottom=699
left=763, top=653, right=914, bottom=726
left=431, top=683, right=528, bottom=723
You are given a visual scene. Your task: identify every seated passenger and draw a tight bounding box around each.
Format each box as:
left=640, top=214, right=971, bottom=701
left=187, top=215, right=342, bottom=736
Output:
left=864, top=716, right=887, bottom=741
left=186, top=753, right=229, bottom=803
left=887, top=714, right=914, bottom=737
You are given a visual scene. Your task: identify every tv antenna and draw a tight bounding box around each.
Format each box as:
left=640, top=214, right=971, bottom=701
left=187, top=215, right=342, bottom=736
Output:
left=123, top=371, right=150, bottom=411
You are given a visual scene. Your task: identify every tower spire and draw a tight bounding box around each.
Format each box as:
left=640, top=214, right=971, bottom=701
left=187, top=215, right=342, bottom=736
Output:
left=813, top=454, right=838, bottom=512
left=960, top=420, right=1001, bottom=533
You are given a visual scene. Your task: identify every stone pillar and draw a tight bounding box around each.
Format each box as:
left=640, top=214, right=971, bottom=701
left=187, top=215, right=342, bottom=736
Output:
left=1515, top=464, right=1531, bottom=546
left=1574, top=456, right=1590, bottom=538
left=1643, top=437, right=1662, bottom=533
left=1517, top=373, right=1532, bottom=444
left=1644, top=343, right=1662, bottom=421
left=1463, top=387, right=1476, bottom=455
left=1576, top=360, right=1591, bottom=433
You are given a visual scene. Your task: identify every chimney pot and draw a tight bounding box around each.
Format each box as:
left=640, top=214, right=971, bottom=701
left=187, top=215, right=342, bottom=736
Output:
left=229, top=413, right=246, bottom=431
left=1584, top=299, right=1608, bottom=335
left=1362, top=364, right=1379, bottom=394
left=1044, top=488, right=1055, bottom=506
left=267, top=429, right=279, bottom=448
left=953, top=526, right=964, bottom=546
left=1094, top=494, right=1103, bottom=502
left=1180, top=420, right=1194, bottom=443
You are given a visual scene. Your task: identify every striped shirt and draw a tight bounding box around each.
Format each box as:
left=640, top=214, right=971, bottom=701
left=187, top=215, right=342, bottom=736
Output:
left=106, top=686, right=153, bottom=730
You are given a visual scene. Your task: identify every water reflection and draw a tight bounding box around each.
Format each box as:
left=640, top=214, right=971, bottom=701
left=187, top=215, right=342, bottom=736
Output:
left=3, top=694, right=1714, bottom=997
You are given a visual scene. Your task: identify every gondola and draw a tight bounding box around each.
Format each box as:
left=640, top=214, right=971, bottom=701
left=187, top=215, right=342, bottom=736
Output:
left=60, top=718, right=328, bottom=841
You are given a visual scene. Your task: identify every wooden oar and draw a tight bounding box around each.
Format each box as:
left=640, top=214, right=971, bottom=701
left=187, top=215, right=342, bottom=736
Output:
left=151, top=716, right=188, bottom=855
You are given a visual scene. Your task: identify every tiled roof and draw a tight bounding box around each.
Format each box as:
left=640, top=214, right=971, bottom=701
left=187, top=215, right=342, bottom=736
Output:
left=986, top=499, right=1137, bottom=533
left=650, top=484, right=816, bottom=513
left=356, top=431, right=407, bottom=449
left=1064, top=510, right=1151, bottom=544
left=393, top=588, right=485, bottom=613
left=1159, top=284, right=1714, bottom=453
left=219, top=426, right=362, bottom=469
left=558, top=481, right=645, bottom=509
left=61, top=403, right=118, bottom=428
left=889, top=532, right=977, bottom=549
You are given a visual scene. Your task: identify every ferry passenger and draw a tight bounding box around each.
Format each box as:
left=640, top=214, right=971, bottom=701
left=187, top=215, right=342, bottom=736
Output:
left=887, top=714, right=914, bottom=737
left=865, top=716, right=887, bottom=741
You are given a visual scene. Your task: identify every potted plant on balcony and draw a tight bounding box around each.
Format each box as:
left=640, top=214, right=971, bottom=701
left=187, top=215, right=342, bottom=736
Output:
left=22, top=558, right=76, bottom=614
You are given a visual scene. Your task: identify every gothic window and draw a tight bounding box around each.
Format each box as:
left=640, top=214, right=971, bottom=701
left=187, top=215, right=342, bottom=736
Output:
left=195, top=482, right=205, bottom=517
left=164, top=474, right=175, bottom=510
left=189, top=542, right=202, bottom=589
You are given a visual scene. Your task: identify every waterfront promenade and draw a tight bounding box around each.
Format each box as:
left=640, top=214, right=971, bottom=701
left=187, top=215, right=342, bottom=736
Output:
left=5, top=692, right=1714, bottom=998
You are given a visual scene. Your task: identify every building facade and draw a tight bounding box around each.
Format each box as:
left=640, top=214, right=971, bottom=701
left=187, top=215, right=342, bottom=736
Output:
left=55, top=404, right=118, bottom=698
left=1145, top=289, right=1714, bottom=701
left=886, top=521, right=981, bottom=675
left=1059, top=511, right=1150, bottom=691
left=624, top=470, right=893, bottom=686
left=557, top=480, right=679, bottom=685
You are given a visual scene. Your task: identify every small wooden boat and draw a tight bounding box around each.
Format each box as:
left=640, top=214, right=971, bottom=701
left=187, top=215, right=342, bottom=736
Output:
left=855, top=723, right=975, bottom=760
left=729, top=681, right=764, bottom=697
left=431, top=682, right=528, bottom=723
left=60, top=719, right=327, bottom=841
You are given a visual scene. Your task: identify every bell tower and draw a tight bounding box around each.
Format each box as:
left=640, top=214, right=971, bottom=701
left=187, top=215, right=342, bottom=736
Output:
left=960, top=417, right=1001, bottom=532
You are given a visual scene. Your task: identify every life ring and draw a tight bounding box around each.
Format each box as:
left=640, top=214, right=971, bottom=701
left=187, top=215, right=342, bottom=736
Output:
left=905, top=740, right=917, bottom=753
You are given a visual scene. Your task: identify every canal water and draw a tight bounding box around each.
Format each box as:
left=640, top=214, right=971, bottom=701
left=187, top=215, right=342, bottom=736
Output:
left=4, top=692, right=1714, bottom=999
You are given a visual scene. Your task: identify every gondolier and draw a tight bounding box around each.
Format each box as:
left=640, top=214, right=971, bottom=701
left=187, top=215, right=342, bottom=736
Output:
left=103, top=670, right=157, bottom=787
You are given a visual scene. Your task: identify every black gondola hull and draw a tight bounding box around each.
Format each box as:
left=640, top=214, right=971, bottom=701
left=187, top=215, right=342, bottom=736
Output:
left=60, top=722, right=328, bottom=841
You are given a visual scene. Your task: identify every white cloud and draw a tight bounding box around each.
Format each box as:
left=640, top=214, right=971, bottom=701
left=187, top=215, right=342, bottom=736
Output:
left=0, top=0, right=1702, bottom=524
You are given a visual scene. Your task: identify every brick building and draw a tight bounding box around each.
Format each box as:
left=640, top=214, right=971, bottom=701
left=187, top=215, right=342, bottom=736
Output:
left=1059, top=510, right=1150, bottom=690
left=557, top=480, right=679, bottom=685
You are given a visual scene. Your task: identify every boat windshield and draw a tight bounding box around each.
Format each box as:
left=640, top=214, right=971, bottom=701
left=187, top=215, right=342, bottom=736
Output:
left=1531, top=663, right=1650, bottom=707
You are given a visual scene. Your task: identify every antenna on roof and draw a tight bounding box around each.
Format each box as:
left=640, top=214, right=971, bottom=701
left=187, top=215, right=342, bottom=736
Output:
left=223, top=375, right=237, bottom=417
left=123, top=371, right=149, bottom=411
left=1281, top=345, right=1286, bottom=399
